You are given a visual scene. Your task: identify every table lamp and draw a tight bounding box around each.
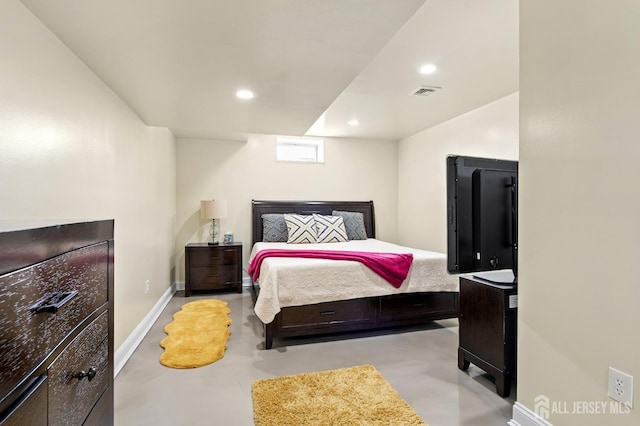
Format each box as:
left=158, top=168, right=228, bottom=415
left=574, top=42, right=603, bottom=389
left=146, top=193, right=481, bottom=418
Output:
left=200, top=200, right=227, bottom=245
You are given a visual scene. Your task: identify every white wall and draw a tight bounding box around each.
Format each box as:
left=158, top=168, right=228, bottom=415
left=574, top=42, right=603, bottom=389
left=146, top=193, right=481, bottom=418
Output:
left=175, top=134, right=398, bottom=282
left=518, top=1, right=640, bottom=424
left=0, top=0, right=177, bottom=351
left=397, top=93, right=519, bottom=253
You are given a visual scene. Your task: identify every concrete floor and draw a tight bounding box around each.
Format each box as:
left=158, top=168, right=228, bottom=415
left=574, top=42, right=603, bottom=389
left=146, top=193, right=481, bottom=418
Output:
left=114, top=290, right=515, bottom=425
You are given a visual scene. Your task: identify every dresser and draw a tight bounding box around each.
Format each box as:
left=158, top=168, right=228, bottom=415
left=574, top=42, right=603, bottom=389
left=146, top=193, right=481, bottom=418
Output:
left=458, top=274, right=517, bottom=397
left=0, top=221, right=114, bottom=425
left=184, top=243, right=242, bottom=296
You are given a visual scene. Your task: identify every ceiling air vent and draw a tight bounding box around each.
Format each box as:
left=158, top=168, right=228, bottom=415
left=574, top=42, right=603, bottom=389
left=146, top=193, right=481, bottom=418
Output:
left=410, top=85, right=441, bottom=97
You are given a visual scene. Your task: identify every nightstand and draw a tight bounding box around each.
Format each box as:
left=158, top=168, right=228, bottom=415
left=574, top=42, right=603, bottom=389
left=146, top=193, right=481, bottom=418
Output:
left=184, top=242, right=243, bottom=296
left=458, top=275, right=517, bottom=397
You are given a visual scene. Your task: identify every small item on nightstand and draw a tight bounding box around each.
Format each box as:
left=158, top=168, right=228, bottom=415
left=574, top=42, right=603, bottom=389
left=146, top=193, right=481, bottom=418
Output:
left=224, top=232, right=233, bottom=244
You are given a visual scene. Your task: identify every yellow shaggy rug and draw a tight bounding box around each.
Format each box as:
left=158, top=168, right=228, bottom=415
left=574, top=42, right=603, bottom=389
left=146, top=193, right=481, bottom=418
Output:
left=159, top=299, right=232, bottom=368
left=252, top=364, right=427, bottom=426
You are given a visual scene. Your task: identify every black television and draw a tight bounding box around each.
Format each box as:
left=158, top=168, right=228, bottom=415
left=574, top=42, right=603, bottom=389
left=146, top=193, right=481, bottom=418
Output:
left=446, top=155, right=518, bottom=284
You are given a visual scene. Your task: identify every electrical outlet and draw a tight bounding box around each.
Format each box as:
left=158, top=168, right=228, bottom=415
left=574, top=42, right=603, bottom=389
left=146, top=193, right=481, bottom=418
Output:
left=608, top=367, right=634, bottom=408
left=144, top=280, right=150, bottom=294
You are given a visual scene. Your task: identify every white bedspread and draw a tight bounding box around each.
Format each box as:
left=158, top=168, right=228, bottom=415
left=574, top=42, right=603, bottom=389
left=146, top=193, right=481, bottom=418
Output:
left=249, top=239, right=459, bottom=323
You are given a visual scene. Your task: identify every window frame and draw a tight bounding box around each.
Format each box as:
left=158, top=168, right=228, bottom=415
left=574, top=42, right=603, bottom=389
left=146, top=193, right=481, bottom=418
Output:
left=276, top=136, right=324, bottom=163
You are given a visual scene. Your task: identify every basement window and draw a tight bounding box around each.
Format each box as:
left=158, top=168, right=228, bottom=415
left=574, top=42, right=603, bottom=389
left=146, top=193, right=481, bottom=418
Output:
left=276, top=136, right=324, bottom=163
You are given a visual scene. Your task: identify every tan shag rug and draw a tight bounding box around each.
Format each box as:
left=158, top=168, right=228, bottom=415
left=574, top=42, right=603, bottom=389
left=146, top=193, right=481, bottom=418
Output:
left=252, top=364, right=427, bottom=426
left=159, top=299, right=232, bottom=368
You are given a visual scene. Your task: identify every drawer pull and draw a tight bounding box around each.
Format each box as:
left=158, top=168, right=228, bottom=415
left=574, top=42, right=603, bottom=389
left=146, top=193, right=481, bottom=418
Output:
left=320, top=310, right=335, bottom=316
left=412, top=303, right=425, bottom=307
left=30, top=290, right=78, bottom=314
left=75, top=367, right=97, bottom=382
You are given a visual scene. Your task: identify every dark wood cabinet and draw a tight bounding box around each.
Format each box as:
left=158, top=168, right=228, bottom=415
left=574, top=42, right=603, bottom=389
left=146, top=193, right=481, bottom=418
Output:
left=0, top=221, right=114, bottom=425
left=185, top=243, right=242, bottom=296
left=458, top=275, right=517, bottom=397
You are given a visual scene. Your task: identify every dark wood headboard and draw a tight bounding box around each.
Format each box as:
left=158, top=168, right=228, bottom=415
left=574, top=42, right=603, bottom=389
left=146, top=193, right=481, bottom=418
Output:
left=251, top=200, right=375, bottom=246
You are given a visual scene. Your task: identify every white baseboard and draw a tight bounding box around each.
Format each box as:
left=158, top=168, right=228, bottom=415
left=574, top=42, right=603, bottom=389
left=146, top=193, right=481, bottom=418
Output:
left=175, top=276, right=251, bottom=292
left=509, top=402, right=553, bottom=426
left=115, top=276, right=251, bottom=376
left=114, top=283, right=177, bottom=377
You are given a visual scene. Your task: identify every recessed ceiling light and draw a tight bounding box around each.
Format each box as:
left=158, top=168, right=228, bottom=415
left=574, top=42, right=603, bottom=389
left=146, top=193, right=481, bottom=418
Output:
left=236, top=89, right=255, bottom=100
left=418, top=63, right=437, bottom=75
left=348, top=119, right=360, bottom=127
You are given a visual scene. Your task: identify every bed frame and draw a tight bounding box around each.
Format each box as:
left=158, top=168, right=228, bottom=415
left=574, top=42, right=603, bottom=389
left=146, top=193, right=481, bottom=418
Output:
left=250, top=200, right=459, bottom=349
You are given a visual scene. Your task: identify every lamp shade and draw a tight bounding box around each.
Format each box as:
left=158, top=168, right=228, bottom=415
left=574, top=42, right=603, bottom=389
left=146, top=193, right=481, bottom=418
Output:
left=200, top=200, right=227, bottom=219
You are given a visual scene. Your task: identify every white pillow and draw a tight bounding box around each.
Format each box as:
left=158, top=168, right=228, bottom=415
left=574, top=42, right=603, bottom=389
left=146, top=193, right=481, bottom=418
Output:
left=284, top=214, right=318, bottom=243
left=313, top=214, right=348, bottom=243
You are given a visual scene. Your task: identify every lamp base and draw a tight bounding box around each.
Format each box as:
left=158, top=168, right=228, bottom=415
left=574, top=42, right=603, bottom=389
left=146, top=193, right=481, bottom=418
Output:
left=208, top=218, right=220, bottom=246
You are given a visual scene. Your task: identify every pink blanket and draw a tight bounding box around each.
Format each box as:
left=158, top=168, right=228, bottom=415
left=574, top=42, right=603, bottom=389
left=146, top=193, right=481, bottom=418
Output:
left=248, top=249, right=413, bottom=288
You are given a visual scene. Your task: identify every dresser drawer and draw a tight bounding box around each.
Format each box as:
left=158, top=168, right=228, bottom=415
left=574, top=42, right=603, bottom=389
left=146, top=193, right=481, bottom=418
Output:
left=279, top=299, right=375, bottom=328
left=48, top=311, right=109, bottom=426
left=0, top=376, right=47, bottom=426
left=379, top=292, right=458, bottom=322
left=188, top=247, right=239, bottom=267
left=0, top=243, right=109, bottom=399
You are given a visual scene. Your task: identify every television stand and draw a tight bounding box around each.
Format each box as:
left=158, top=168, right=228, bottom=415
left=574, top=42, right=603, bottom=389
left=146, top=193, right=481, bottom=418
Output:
left=458, top=275, right=517, bottom=397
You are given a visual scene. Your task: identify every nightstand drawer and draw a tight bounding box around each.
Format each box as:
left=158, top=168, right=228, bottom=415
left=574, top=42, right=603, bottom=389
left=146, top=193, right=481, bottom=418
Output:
left=189, top=266, right=240, bottom=287
left=189, top=247, right=239, bottom=267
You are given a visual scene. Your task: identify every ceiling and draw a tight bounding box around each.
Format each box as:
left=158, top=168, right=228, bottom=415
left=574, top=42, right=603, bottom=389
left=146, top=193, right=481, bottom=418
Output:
left=20, top=0, right=518, bottom=142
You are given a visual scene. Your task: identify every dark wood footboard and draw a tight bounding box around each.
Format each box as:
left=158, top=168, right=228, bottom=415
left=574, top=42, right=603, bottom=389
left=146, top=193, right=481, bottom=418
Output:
left=257, top=289, right=459, bottom=349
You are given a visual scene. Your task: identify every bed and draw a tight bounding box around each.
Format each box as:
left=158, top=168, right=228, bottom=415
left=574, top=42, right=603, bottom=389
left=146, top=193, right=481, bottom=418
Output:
left=249, top=200, right=459, bottom=349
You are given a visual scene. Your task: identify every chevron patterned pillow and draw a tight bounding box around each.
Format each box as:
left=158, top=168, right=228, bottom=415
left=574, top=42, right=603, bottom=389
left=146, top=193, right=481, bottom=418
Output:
left=284, top=214, right=318, bottom=243
left=313, top=214, right=348, bottom=243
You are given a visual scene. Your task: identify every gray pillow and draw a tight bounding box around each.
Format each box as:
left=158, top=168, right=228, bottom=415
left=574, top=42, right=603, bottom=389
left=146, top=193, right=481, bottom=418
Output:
left=332, top=210, right=368, bottom=240
left=262, top=214, right=288, bottom=242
